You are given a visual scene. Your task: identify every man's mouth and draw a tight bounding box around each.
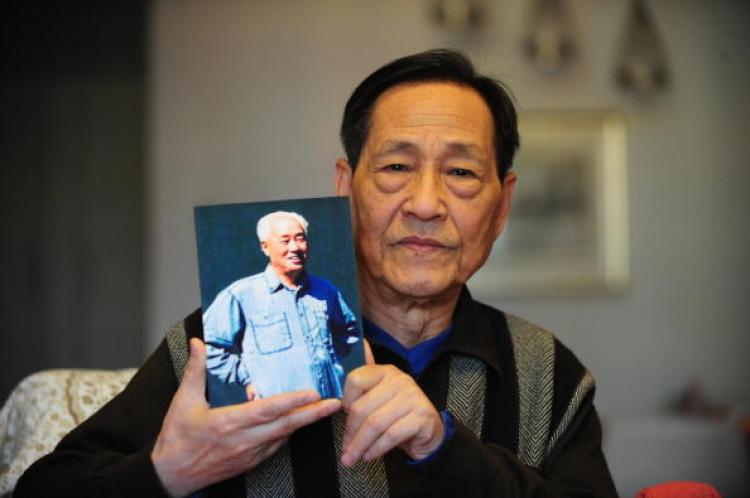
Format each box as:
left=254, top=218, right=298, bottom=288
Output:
left=397, top=236, right=448, bottom=252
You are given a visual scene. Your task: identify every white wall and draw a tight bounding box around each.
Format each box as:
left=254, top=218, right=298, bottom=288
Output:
left=149, top=0, right=750, bottom=423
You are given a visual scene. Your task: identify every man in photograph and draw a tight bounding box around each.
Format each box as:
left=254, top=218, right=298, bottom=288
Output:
left=16, top=49, right=616, bottom=497
left=203, top=210, right=359, bottom=400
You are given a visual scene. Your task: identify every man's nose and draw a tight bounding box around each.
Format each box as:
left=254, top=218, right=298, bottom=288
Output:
left=403, top=167, right=447, bottom=222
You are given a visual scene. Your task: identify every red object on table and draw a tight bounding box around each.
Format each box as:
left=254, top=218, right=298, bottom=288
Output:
left=635, top=481, right=722, bottom=498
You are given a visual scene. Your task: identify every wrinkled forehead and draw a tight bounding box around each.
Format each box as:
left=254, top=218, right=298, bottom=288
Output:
left=366, top=81, right=495, bottom=153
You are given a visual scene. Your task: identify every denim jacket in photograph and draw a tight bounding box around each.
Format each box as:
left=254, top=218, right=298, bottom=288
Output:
left=203, top=265, right=359, bottom=400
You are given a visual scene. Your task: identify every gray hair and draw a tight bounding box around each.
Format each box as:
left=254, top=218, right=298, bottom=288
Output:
left=256, top=211, right=309, bottom=242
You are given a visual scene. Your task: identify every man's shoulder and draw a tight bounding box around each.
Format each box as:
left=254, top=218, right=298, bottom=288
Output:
left=470, top=299, right=551, bottom=338
left=222, top=272, right=267, bottom=295
left=469, top=300, right=597, bottom=467
left=503, top=311, right=556, bottom=346
left=470, top=298, right=589, bottom=379
left=305, top=273, right=340, bottom=293
left=504, top=312, right=587, bottom=377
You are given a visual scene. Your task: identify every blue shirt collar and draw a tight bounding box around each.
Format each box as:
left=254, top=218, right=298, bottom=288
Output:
left=363, top=318, right=453, bottom=377
left=263, top=264, right=309, bottom=293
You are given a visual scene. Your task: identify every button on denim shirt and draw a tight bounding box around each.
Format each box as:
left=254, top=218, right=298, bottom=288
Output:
left=203, top=265, right=359, bottom=400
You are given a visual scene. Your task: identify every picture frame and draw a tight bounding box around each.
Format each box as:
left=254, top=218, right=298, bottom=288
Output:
left=469, top=111, right=630, bottom=298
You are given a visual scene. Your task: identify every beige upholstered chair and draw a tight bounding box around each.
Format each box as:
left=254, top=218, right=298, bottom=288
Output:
left=0, top=368, right=137, bottom=494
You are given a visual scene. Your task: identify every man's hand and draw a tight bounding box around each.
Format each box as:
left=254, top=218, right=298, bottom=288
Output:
left=340, top=342, right=444, bottom=466
left=151, top=339, right=341, bottom=497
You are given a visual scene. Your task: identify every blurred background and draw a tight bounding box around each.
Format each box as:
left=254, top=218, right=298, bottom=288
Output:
left=1, top=0, right=748, bottom=495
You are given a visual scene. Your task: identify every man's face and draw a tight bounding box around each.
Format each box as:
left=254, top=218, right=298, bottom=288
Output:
left=336, top=82, right=516, bottom=300
left=261, top=217, right=308, bottom=278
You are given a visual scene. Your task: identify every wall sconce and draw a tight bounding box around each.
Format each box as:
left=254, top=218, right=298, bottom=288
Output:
left=614, top=0, right=670, bottom=96
left=523, top=0, right=578, bottom=73
left=430, top=0, right=486, bottom=32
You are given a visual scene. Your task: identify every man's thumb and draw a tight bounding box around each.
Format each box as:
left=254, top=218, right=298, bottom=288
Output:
left=179, top=338, right=207, bottom=398
left=364, top=338, right=375, bottom=365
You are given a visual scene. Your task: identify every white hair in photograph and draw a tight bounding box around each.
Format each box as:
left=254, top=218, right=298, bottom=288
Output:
left=256, top=211, right=309, bottom=242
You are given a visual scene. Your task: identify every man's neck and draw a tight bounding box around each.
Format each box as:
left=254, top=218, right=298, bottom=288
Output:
left=275, top=268, right=301, bottom=289
left=360, top=278, right=461, bottom=349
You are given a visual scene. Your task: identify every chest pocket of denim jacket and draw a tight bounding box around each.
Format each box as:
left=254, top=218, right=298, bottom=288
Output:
left=305, top=301, right=330, bottom=342
left=305, top=301, right=328, bottom=331
left=250, top=313, right=292, bottom=354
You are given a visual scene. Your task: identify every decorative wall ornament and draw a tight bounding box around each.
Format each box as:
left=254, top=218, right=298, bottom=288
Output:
left=523, top=0, right=578, bottom=73
left=430, top=0, right=486, bottom=32
left=614, top=0, right=670, bottom=96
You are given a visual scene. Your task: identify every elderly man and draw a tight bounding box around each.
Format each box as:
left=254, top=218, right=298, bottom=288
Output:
left=16, top=50, right=617, bottom=497
left=203, top=211, right=358, bottom=401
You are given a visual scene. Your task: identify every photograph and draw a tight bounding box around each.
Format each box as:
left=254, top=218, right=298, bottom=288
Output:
left=195, top=196, right=364, bottom=407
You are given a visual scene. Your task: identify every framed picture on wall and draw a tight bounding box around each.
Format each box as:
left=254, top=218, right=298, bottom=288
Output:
left=469, top=112, right=629, bottom=298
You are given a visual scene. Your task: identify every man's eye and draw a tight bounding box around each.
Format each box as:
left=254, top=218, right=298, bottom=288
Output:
left=384, top=163, right=409, bottom=172
left=448, top=167, right=477, bottom=178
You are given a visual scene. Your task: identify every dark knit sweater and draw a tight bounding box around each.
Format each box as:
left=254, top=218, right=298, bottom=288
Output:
left=15, top=288, right=617, bottom=497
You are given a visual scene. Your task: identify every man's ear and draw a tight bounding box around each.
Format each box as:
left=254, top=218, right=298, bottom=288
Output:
left=260, top=241, right=270, bottom=257
left=493, top=172, right=517, bottom=240
left=335, top=158, right=353, bottom=196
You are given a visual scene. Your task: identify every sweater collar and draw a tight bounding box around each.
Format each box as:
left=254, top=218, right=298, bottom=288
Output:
left=362, top=286, right=505, bottom=379
left=443, top=286, right=505, bottom=378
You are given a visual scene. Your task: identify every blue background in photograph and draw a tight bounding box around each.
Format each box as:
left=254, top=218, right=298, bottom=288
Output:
left=194, top=196, right=364, bottom=376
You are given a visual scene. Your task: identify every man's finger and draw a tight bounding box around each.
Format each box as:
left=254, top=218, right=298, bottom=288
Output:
left=245, top=383, right=256, bottom=402
left=341, top=365, right=390, bottom=411
left=259, top=438, right=288, bottom=462
left=364, top=338, right=375, bottom=365
left=341, top=397, right=409, bottom=467
left=266, top=398, right=341, bottom=437
left=233, top=398, right=341, bottom=447
left=178, top=338, right=208, bottom=401
left=341, top=379, right=398, bottom=448
left=219, top=389, right=321, bottom=428
left=361, top=414, right=420, bottom=462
